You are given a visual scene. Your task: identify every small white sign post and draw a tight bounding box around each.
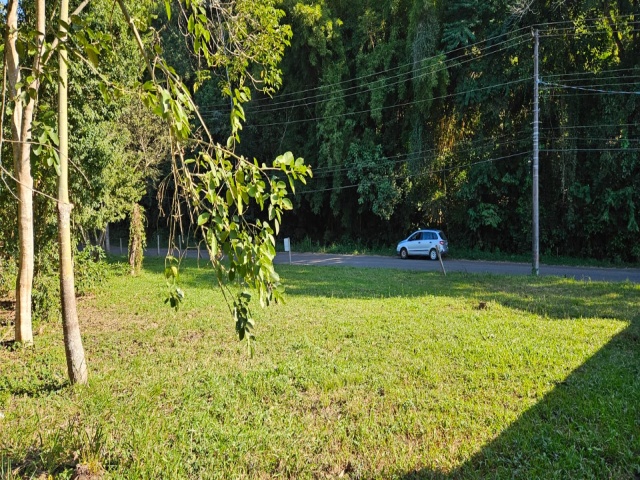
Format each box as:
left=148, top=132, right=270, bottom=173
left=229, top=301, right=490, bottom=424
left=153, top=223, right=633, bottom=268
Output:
left=436, top=244, right=446, bottom=276
left=284, top=237, right=291, bottom=264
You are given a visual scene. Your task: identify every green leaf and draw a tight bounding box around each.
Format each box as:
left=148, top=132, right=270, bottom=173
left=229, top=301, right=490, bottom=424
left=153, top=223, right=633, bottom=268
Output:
left=85, top=45, right=100, bottom=68
left=187, top=14, right=195, bottom=34
left=197, top=212, right=210, bottom=226
left=47, top=128, right=59, bottom=146
left=52, top=150, right=61, bottom=176
left=165, top=266, right=178, bottom=279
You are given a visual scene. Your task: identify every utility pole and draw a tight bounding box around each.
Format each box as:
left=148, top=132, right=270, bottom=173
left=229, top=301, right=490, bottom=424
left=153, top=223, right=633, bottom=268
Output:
left=532, top=29, right=540, bottom=276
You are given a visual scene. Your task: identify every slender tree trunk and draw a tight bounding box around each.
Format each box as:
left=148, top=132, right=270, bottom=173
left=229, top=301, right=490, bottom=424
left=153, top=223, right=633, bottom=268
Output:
left=105, top=223, right=111, bottom=253
left=128, top=204, right=144, bottom=275
left=5, top=0, right=45, bottom=344
left=58, top=0, right=88, bottom=384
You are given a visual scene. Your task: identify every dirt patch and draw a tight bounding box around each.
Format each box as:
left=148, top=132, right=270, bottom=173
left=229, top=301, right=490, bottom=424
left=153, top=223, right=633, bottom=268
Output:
left=71, top=463, right=104, bottom=480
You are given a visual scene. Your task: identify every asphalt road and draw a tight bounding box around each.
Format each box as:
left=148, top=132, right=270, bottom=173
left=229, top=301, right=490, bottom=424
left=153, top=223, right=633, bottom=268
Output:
left=273, top=252, right=640, bottom=283
left=130, top=247, right=640, bottom=283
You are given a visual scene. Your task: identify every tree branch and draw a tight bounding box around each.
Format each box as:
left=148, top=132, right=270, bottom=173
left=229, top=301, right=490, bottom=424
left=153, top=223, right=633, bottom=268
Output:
left=114, top=0, right=155, bottom=80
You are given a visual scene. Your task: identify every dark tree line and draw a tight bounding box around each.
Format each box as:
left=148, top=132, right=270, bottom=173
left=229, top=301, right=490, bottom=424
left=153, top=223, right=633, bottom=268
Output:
left=2, top=0, right=637, bottom=267
left=196, top=0, right=639, bottom=262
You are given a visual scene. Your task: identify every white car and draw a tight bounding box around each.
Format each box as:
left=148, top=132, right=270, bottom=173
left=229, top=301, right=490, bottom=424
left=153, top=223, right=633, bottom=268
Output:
left=397, top=229, right=449, bottom=260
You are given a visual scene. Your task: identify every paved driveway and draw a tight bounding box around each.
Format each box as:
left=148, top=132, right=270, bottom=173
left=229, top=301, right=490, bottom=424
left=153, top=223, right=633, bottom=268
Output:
left=273, top=252, right=640, bottom=283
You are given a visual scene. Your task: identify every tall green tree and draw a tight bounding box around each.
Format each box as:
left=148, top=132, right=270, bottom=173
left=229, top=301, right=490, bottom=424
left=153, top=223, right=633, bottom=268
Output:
left=4, top=0, right=45, bottom=345
left=1, top=0, right=311, bottom=381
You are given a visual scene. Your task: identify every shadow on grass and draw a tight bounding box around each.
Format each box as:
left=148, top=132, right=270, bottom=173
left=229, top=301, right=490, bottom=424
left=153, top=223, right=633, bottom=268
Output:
left=6, top=379, right=67, bottom=397
left=0, top=299, right=14, bottom=310
left=1, top=450, right=73, bottom=479
left=1, top=418, right=118, bottom=478
left=399, top=321, right=640, bottom=479
left=137, top=261, right=640, bottom=477
left=278, top=265, right=638, bottom=322
left=139, top=259, right=639, bottom=323
left=274, top=266, right=640, bottom=478
left=1, top=445, right=114, bottom=479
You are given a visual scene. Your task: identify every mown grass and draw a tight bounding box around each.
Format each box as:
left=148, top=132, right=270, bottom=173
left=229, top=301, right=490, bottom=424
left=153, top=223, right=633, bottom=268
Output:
left=1, top=259, right=639, bottom=479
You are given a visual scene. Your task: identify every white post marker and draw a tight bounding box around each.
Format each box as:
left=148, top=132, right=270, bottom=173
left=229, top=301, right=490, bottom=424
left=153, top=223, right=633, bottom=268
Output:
left=157, top=234, right=160, bottom=255
left=437, top=244, right=446, bottom=276
left=284, top=237, right=291, bottom=264
left=119, top=238, right=123, bottom=254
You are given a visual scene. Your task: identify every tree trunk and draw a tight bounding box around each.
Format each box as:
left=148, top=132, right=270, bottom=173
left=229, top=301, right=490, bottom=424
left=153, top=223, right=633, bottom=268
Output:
left=105, top=223, right=111, bottom=253
left=128, top=204, right=144, bottom=275
left=5, top=0, right=46, bottom=344
left=58, top=0, right=88, bottom=384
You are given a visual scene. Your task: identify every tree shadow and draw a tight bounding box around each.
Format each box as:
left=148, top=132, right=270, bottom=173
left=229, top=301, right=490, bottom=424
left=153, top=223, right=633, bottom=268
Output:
left=0, top=299, right=14, bottom=330
left=133, top=261, right=640, bottom=477
left=273, top=266, right=640, bottom=478
left=0, top=299, right=14, bottom=310
left=398, top=320, right=640, bottom=479
left=280, top=266, right=638, bottom=322
left=6, top=380, right=68, bottom=397
left=339, top=273, right=640, bottom=478
left=1, top=442, right=116, bottom=479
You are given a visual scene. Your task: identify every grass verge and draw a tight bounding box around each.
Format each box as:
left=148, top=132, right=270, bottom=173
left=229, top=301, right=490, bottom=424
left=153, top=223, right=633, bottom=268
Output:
left=1, top=259, right=639, bottom=479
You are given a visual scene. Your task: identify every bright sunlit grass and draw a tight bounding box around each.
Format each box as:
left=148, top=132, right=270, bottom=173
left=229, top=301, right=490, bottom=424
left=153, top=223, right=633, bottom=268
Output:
left=1, top=259, right=639, bottom=478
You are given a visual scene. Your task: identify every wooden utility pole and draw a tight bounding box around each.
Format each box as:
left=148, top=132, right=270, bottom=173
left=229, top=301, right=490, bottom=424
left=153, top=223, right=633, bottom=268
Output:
left=532, top=29, right=540, bottom=276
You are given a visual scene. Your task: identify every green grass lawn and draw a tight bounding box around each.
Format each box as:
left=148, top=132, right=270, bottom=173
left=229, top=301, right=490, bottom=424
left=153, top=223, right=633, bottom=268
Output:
left=1, top=259, right=639, bottom=479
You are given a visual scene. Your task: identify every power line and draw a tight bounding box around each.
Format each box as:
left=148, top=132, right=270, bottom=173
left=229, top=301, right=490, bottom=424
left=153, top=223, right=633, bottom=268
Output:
left=541, top=137, right=640, bottom=143
left=195, top=19, right=638, bottom=134
left=540, top=29, right=640, bottom=39
left=195, top=18, right=635, bottom=116
left=302, top=151, right=533, bottom=194
left=532, top=14, right=640, bottom=28
left=546, top=82, right=640, bottom=89
left=311, top=134, right=532, bottom=177
left=243, top=27, right=534, bottom=107
left=242, top=77, right=529, bottom=128
left=199, top=35, right=531, bottom=116
left=542, top=148, right=640, bottom=152
left=261, top=15, right=638, bottom=104
left=540, top=123, right=637, bottom=131
left=543, top=77, right=640, bottom=86
left=543, top=68, right=638, bottom=79
left=540, top=79, right=640, bottom=95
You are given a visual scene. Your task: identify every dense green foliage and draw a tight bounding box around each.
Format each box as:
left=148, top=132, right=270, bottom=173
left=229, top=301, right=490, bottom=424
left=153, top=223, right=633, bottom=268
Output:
left=219, top=0, right=640, bottom=262
left=1, top=260, right=639, bottom=477
left=0, top=0, right=310, bottom=340
left=2, top=0, right=637, bottom=304
left=0, top=0, right=165, bottom=322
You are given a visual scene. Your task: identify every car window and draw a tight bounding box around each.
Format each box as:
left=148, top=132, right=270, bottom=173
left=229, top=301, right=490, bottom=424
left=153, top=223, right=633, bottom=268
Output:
left=438, top=231, right=447, bottom=241
left=409, top=233, right=420, bottom=241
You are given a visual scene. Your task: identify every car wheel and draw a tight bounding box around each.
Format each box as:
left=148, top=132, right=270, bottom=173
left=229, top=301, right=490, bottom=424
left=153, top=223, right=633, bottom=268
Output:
left=400, top=248, right=408, bottom=259
left=429, top=248, right=438, bottom=261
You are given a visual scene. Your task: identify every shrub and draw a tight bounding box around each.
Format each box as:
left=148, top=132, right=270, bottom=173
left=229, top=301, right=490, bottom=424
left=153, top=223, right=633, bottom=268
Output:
left=0, top=257, right=17, bottom=297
